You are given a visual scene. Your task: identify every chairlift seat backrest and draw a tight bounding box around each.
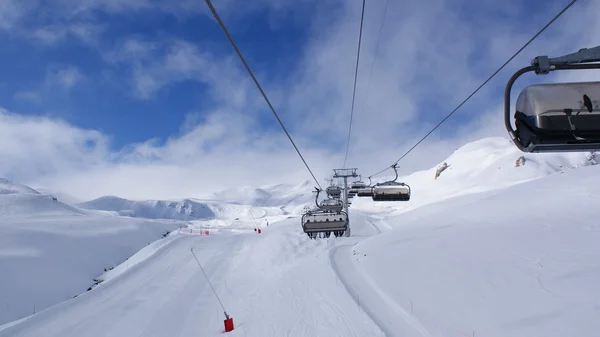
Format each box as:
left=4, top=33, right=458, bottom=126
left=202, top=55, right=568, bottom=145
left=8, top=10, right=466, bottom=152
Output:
left=514, top=81, right=600, bottom=148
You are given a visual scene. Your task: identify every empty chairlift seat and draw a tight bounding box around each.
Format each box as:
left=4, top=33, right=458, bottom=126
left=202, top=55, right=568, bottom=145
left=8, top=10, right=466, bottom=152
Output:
left=326, top=185, right=342, bottom=198
left=504, top=46, right=600, bottom=152
left=514, top=82, right=600, bottom=150
left=371, top=182, right=411, bottom=201
left=356, top=186, right=372, bottom=197
left=319, top=198, right=343, bottom=212
left=370, top=163, right=411, bottom=202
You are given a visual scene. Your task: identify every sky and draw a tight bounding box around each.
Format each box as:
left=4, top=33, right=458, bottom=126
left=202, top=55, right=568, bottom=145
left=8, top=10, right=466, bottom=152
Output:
left=0, top=0, right=599, bottom=200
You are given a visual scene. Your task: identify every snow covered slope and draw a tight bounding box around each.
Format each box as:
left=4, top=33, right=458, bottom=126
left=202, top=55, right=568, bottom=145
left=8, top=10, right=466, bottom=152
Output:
left=34, top=188, right=83, bottom=205
left=344, top=163, right=600, bottom=337
left=3, top=161, right=599, bottom=336
left=77, top=196, right=215, bottom=220
left=352, top=137, right=597, bottom=215
left=0, top=179, right=181, bottom=325
left=76, top=181, right=315, bottom=224
left=0, top=178, right=40, bottom=195
left=2, top=137, right=599, bottom=336
left=208, top=180, right=314, bottom=212
left=0, top=219, right=385, bottom=337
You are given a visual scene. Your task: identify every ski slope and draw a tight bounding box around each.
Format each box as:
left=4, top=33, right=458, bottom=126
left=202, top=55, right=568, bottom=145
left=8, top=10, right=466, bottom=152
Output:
left=0, top=180, right=182, bottom=325
left=1, top=137, right=599, bottom=336
left=343, top=164, right=600, bottom=337
left=0, top=220, right=384, bottom=337
left=0, top=179, right=307, bottom=327
left=352, top=137, right=597, bottom=216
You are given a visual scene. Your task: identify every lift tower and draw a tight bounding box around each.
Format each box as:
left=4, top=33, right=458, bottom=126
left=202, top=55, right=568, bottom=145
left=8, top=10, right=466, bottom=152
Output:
left=332, top=168, right=358, bottom=237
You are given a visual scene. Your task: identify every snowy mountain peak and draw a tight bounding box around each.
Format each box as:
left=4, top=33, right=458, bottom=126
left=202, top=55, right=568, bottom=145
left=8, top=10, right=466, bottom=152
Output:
left=77, top=196, right=215, bottom=221
left=353, top=137, right=598, bottom=213
left=0, top=178, right=41, bottom=195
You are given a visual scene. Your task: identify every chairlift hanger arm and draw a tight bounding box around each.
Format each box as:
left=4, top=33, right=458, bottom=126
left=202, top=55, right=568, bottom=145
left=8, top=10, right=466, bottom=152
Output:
left=532, top=45, right=600, bottom=74
left=313, top=187, right=321, bottom=208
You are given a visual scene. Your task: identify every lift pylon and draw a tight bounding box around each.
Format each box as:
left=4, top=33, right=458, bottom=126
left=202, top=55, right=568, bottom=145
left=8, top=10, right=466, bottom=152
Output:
left=332, top=168, right=358, bottom=237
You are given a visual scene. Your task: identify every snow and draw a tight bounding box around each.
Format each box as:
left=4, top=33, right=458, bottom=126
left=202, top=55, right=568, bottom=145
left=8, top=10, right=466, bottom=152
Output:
left=349, top=164, right=600, bottom=337
left=77, top=196, right=215, bottom=220
left=207, top=180, right=314, bottom=214
left=0, top=178, right=40, bottom=195
left=351, top=137, right=597, bottom=216
left=1, top=137, right=600, bottom=337
left=34, top=189, right=84, bottom=205
left=0, top=180, right=181, bottom=325
left=0, top=224, right=384, bottom=337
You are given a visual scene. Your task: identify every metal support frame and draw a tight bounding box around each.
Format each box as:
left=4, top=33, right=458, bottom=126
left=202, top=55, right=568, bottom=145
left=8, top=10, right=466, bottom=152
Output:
left=333, top=168, right=358, bottom=237
left=505, top=45, right=600, bottom=152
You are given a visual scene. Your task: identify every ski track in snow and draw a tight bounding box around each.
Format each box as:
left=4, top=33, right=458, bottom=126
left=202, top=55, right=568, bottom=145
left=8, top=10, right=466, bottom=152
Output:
left=330, top=245, right=432, bottom=337
left=0, top=219, right=386, bottom=337
left=329, top=211, right=432, bottom=337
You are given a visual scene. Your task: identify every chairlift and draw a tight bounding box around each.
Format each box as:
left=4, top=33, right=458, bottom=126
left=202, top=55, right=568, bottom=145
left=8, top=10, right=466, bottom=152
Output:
left=301, top=187, right=348, bottom=238
left=320, top=198, right=343, bottom=212
left=372, top=164, right=411, bottom=201
left=357, top=177, right=373, bottom=197
left=326, top=185, right=342, bottom=199
left=505, top=46, right=600, bottom=152
left=302, top=210, right=348, bottom=239
left=348, top=177, right=367, bottom=194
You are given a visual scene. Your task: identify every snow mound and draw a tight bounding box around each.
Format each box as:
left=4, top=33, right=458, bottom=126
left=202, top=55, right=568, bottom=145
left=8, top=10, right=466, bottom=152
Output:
left=351, top=163, right=600, bottom=337
left=0, top=192, right=180, bottom=325
left=0, top=178, right=40, bottom=195
left=0, top=193, right=89, bottom=218
left=209, top=180, right=314, bottom=213
left=77, top=196, right=215, bottom=220
left=352, top=137, right=597, bottom=214
left=34, top=188, right=83, bottom=205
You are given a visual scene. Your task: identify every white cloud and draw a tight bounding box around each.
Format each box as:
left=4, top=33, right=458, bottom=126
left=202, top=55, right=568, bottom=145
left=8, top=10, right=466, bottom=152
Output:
left=29, top=22, right=105, bottom=46
left=0, top=0, right=38, bottom=32
left=0, top=108, right=108, bottom=181
left=45, top=65, right=85, bottom=90
left=13, top=91, right=42, bottom=103
left=31, top=24, right=69, bottom=45
left=0, top=106, right=336, bottom=200
left=2, top=0, right=600, bottom=200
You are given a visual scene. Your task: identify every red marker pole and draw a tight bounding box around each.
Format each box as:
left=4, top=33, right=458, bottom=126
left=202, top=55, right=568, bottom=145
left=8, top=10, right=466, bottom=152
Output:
left=190, top=248, right=234, bottom=332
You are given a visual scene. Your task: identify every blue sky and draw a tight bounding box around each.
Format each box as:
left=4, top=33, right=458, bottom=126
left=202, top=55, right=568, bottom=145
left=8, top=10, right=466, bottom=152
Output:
left=0, top=0, right=598, bottom=200
left=0, top=1, right=316, bottom=146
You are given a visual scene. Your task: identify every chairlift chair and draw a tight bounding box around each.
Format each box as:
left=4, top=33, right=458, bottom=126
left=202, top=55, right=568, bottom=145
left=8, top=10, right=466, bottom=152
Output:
left=505, top=46, right=600, bottom=152
left=326, top=185, right=342, bottom=199
left=357, top=177, right=373, bottom=197
left=301, top=210, right=348, bottom=239
left=348, top=178, right=366, bottom=194
left=301, top=187, right=348, bottom=238
left=319, top=198, right=344, bottom=212
left=371, top=164, right=411, bottom=201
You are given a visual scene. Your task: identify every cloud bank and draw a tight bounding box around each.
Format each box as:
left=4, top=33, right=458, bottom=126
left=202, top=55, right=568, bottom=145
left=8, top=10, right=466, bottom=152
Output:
left=1, top=0, right=598, bottom=200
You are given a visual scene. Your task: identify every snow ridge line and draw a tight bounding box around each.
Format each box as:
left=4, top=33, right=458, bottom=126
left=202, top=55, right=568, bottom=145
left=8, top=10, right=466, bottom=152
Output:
left=365, top=219, right=382, bottom=235
left=329, top=245, right=393, bottom=337
left=329, top=244, right=432, bottom=337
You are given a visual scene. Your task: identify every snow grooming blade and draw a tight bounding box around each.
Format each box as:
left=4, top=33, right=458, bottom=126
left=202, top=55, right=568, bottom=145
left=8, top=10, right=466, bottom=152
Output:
left=190, top=248, right=234, bottom=332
